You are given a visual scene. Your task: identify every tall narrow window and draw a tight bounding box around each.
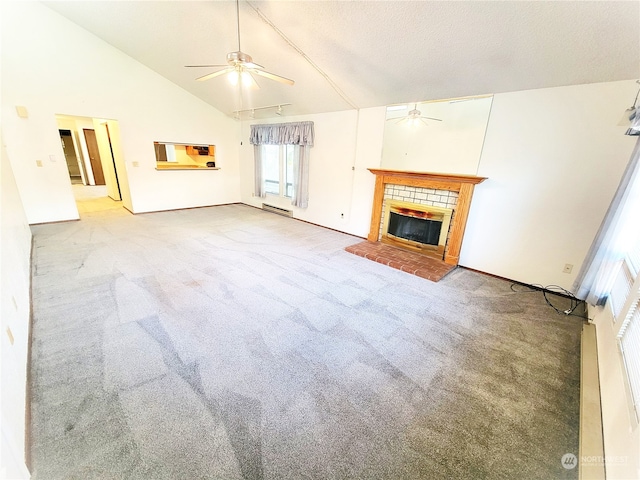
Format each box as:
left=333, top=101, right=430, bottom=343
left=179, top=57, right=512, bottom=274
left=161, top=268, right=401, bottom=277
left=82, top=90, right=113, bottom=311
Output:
left=262, top=144, right=295, bottom=198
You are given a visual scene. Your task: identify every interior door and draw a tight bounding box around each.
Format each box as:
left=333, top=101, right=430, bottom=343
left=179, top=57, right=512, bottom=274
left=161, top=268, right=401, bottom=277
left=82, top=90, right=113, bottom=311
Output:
left=83, top=128, right=106, bottom=185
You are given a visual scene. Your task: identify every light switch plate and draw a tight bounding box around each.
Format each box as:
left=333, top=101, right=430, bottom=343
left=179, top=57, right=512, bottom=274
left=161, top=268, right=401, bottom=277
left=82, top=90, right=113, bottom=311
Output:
left=36, top=160, right=43, bottom=167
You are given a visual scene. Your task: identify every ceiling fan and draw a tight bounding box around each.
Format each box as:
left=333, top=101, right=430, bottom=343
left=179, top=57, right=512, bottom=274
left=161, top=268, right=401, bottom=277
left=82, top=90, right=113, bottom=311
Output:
left=387, top=104, right=442, bottom=126
left=185, top=0, right=294, bottom=88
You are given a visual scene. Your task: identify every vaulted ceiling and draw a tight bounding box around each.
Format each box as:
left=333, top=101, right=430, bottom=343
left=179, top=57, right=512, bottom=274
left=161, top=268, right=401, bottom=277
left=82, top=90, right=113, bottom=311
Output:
left=43, top=1, right=639, bottom=119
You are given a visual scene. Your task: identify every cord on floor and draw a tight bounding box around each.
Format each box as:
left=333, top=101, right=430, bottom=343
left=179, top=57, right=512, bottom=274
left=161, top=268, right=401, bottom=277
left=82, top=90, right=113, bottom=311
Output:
left=509, top=282, right=592, bottom=321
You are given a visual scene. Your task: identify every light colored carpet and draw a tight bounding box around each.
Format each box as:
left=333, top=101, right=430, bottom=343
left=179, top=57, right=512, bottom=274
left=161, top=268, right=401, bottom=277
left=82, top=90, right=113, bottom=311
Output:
left=29, top=204, right=582, bottom=479
left=72, top=184, right=108, bottom=200
left=72, top=184, right=122, bottom=215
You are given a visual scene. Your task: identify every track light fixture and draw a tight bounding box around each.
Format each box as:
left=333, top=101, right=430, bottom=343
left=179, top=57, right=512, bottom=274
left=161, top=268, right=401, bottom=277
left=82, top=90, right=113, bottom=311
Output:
left=231, top=103, right=291, bottom=120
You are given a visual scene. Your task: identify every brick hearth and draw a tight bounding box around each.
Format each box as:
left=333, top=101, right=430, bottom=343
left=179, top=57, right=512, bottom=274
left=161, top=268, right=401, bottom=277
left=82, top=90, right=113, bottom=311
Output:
left=345, top=241, right=456, bottom=282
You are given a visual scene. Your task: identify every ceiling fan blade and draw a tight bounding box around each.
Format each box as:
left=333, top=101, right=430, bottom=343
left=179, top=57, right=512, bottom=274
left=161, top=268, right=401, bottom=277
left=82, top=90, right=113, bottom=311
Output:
left=421, top=117, right=443, bottom=122
left=185, top=64, right=228, bottom=68
left=243, top=62, right=264, bottom=69
left=196, top=68, right=233, bottom=82
left=252, top=69, right=295, bottom=86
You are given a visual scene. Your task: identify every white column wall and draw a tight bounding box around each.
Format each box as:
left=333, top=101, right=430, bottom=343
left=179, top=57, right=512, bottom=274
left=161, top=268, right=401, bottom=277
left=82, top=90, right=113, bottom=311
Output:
left=1, top=137, right=33, bottom=479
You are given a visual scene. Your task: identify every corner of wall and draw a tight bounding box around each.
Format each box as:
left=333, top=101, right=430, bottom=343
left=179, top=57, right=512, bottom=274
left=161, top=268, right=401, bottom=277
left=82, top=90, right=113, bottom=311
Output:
left=1, top=137, right=33, bottom=479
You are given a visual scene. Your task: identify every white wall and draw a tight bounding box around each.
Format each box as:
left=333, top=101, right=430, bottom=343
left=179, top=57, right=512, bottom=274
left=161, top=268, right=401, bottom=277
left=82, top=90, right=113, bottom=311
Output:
left=239, top=107, right=386, bottom=236
left=1, top=1, right=241, bottom=223
left=0, top=136, right=32, bottom=479
left=591, top=304, right=640, bottom=479
left=460, top=80, right=638, bottom=290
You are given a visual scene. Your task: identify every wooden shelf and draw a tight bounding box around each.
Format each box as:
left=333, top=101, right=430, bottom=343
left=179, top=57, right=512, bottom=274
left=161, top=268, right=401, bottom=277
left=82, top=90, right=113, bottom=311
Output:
left=156, top=165, right=220, bottom=171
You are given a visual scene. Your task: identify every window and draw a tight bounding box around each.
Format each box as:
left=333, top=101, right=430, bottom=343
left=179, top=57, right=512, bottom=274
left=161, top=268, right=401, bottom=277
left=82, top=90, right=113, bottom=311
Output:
left=613, top=233, right=640, bottom=419
left=249, top=121, right=314, bottom=209
left=262, top=144, right=295, bottom=198
left=576, top=137, right=640, bottom=421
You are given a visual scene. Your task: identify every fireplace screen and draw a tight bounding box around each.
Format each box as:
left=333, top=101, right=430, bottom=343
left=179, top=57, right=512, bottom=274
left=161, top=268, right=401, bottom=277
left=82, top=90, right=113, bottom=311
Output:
left=388, top=212, right=442, bottom=245
left=381, top=200, right=453, bottom=258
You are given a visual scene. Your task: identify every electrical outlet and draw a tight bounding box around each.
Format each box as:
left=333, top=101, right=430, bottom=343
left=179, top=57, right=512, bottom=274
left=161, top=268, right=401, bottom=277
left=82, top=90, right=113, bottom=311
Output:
left=563, top=264, right=573, bottom=274
left=132, top=161, right=139, bottom=167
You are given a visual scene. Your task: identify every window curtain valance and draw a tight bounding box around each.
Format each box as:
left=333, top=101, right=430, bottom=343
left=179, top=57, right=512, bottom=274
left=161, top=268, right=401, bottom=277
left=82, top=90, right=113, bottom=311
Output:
left=249, top=122, right=314, bottom=146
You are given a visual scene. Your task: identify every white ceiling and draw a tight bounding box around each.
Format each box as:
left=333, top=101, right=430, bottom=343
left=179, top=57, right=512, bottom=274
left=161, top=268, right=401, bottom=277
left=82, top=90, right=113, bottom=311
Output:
left=43, top=1, right=640, bottom=120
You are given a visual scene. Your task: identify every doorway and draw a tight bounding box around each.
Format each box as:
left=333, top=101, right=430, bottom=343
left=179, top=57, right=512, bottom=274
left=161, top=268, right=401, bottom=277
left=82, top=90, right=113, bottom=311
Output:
left=55, top=114, right=129, bottom=215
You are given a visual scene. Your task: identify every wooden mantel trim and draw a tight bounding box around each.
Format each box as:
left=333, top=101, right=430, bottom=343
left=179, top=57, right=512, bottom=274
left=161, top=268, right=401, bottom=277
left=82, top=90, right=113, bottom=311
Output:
left=368, top=169, right=487, bottom=186
left=367, top=169, right=487, bottom=266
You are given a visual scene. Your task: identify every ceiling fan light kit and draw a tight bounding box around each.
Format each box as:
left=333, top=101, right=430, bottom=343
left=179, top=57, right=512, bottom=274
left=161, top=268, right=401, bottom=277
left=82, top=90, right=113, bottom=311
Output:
left=387, top=103, right=443, bottom=126
left=186, top=0, right=294, bottom=90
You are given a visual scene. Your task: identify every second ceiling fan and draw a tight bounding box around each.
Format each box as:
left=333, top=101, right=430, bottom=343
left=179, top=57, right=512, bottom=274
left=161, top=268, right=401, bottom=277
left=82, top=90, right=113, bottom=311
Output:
left=185, top=0, right=294, bottom=88
left=388, top=104, right=442, bottom=126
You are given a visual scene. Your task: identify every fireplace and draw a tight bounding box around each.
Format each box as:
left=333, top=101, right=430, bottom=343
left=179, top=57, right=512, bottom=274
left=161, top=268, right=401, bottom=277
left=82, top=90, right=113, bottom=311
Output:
left=368, top=169, right=486, bottom=265
left=382, top=200, right=452, bottom=259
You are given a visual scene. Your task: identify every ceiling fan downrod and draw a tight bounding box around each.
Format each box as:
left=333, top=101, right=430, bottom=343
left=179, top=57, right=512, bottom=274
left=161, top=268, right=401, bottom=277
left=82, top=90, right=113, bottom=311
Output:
left=236, top=0, right=241, bottom=52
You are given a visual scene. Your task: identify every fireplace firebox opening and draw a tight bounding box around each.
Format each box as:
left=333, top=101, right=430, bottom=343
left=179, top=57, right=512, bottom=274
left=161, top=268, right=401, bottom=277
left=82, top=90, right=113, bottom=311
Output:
left=381, top=200, right=453, bottom=259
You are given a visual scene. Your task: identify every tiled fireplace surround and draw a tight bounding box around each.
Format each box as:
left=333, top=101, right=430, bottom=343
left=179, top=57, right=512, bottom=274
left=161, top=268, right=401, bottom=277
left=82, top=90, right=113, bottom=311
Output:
left=379, top=184, right=458, bottom=248
left=346, top=169, right=486, bottom=281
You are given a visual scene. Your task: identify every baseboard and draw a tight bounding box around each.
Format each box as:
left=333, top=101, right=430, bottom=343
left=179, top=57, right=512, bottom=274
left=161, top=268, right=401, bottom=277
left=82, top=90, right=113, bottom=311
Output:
left=133, top=202, right=242, bottom=215
left=241, top=202, right=367, bottom=239
left=579, top=323, right=605, bottom=479
left=459, top=266, right=581, bottom=301
left=24, top=235, right=34, bottom=472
